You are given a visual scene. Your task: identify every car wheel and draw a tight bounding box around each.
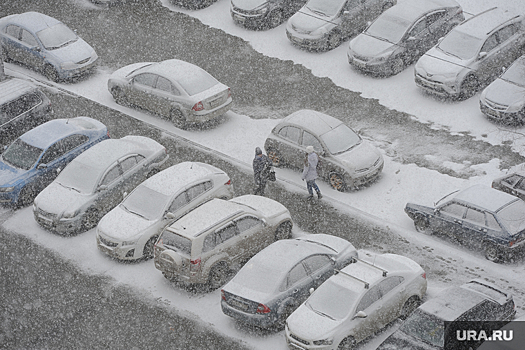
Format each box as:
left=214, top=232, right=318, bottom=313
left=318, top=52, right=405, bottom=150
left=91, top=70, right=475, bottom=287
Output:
left=400, top=295, right=421, bottom=319
left=459, top=75, right=479, bottom=100
left=17, top=186, right=35, bottom=208
left=414, top=215, right=431, bottom=234
left=208, top=263, right=229, bottom=290
left=390, top=58, right=404, bottom=75
left=111, top=87, right=128, bottom=106
left=43, top=64, right=59, bottom=82
left=484, top=244, right=501, bottom=263
left=267, top=10, right=283, bottom=29
left=275, top=221, right=292, bottom=241
left=327, top=31, right=342, bottom=50
left=329, top=172, right=346, bottom=192
left=82, top=208, right=99, bottom=231
left=142, top=236, right=158, bottom=260
left=170, top=108, right=187, bottom=129
left=338, top=336, right=356, bottom=350
left=267, top=149, right=282, bottom=167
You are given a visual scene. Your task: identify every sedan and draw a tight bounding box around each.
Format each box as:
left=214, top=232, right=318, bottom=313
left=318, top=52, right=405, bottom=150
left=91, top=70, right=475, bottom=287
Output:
left=96, top=162, right=234, bottom=261
left=230, top=0, right=306, bottom=30
left=221, top=234, right=358, bottom=329
left=33, top=136, right=168, bottom=234
left=415, top=8, right=525, bottom=99
left=0, top=12, right=98, bottom=82
left=492, top=171, right=525, bottom=201
left=286, top=0, right=395, bottom=51
left=286, top=253, right=427, bottom=350
left=347, top=0, right=464, bottom=76
left=405, top=184, right=525, bottom=262
left=264, top=109, right=383, bottom=191
left=480, top=55, right=525, bottom=125
left=0, top=117, right=108, bottom=207
left=107, top=59, right=232, bottom=128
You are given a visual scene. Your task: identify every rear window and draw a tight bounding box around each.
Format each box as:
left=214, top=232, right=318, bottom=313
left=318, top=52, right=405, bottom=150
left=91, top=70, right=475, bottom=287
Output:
left=497, top=200, right=525, bottom=235
left=159, top=230, right=192, bottom=255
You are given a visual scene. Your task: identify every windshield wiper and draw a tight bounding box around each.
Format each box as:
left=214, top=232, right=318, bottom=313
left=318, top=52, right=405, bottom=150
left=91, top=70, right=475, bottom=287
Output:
left=57, top=182, right=80, bottom=193
left=307, top=302, right=336, bottom=320
left=305, top=6, right=328, bottom=17
left=121, top=204, right=149, bottom=220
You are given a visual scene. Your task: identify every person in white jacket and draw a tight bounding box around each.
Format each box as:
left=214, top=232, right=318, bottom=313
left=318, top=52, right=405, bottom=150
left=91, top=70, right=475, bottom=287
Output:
left=302, top=146, right=322, bottom=199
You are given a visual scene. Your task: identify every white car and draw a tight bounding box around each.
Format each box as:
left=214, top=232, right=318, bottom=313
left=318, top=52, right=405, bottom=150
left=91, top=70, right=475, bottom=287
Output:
left=107, top=59, right=232, bottom=128
left=96, top=162, right=234, bottom=261
left=285, top=253, right=427, bottom=350
left=33, top=136, right=168, bottom=234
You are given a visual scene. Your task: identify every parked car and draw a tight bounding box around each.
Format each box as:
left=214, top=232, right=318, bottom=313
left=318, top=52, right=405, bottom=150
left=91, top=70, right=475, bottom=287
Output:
left=1, top=77, right=53, bottom=149
left=171, top=0, right=217, bottom=9
left=107, top=59, right=232, bottom=128
left=0, top=51, right=5, bottom=81
left=0, top=12, right=98, bottom=82
left=286, top=0, right=396, bottom=51
left=33, top=136, right=168, bottom=234
left=405, top=184, right=525, bottom=262
left=96, top=162, right=234, bottom=261
left=285, top=253, right=427, bottom=350
left=492, top=171, right=525, bottom=201
left=221, top=234, right=358, bottom=328
left=0, top=117, right=108, bottom=207
left=479, top=55, right=525, bottom=125
left=415, top=8, right=525, bottom=99
left=230, top=0, right=306, bottom=29
left=264, top=109, right=383, bottom=191
left=154, top=195, right=293, bottom=289
left=377, top=279, right=516, bottom=350
left=347, top=0, right=464, bottom=76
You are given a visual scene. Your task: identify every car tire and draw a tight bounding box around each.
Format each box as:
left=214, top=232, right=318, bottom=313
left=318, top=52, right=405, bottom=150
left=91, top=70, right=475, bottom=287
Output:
left=82, top=208, right=99, bottom=231
left=400, top=295, right=421, bottom=320
left=267, top=148, right=282, bottom=167
left=170, top=108, right=187, bottom=129
left=275, top=221, right=292, bottom=241
left=43, top=64, right=59, bottom=82
left=338, top=336, right=356, bottom=350
left=329, top=172, right=346, bottom=192
left=111, top=87, right=128, bottom=106
left=208, top=263, right=229, bottom=290
left=484, top=243, right=501, bottom=263
left=267, top=10, right=283, bottom=29
left=390, top=58, right=404, bottom=76
left=414, top=214, right=431, bottom=234
left=327, top=31, right=342, bottom=50
left=459, top=75, right=479, bottom=100
left=17, top=186, right=35, bottom=208
left=142, top=236, right=158, bottom=260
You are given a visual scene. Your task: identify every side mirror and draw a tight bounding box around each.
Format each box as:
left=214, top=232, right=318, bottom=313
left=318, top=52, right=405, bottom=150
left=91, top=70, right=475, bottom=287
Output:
left=478, top=52, right=487, bottom=60
left=309, top=287, right=315, bottom=295
left=165, top=212, right=176, bottom=220
left=123, top=191, right=128, bottom=198
left=407, top=36, right=416, bottom=42
left=261, top=218, right=268, bottom=227
left=353, top=311, right=367, bottom=319
left=37, top=163, right=47, bottom=169
left=434, top=208, right=440, bottom=215
left=343, top=10, right=350, bottom=16
left=438, top=37, right=444, bottom=43
left=97, top=184, right=108, bottom=192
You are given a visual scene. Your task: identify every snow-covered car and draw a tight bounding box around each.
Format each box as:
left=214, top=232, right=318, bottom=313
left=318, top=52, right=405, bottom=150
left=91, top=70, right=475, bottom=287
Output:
left=230, top=0, right=306, bottom=30
left=33, top=136, right=168, bottom=234
left=1, top=77, right=53, bottom=149
left=286, top=0, right=396, bottom=51
left=154, top=195, right=292, bottom=290
left=264, top=109, right=383, bottom=191
left=415, top=8, right=525, bottom=99
left=0, top=117, right=108, bottom=207
left=347, top=0, right=463, bottom=76
left=0, top=12, right=98, bottom=82
left=96, top=162, right=234, bottom=261
left=492, top=171, right=525, bottom=202
left=221, top=234, right=358, bottom=329
left=405, top=184, right=525, bottom=262
left=107, top=59, right=232, bottom=128
left=480, top=55, right=525, bottom=125
left=285, top=253, right=427, bottom=350
left=377, top=279, right=515, bottom=350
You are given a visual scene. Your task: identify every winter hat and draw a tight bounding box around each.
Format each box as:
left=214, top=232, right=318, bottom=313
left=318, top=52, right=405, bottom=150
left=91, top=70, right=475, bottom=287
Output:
left=306, top=146, right=314, bottom=154
left=255, top=147, right=262, bottom=155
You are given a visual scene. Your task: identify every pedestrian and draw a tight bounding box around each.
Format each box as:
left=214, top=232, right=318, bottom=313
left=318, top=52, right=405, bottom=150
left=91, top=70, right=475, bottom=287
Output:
left=302, top=146, right=322, bottom=199
left=253, top=147, right=272, bottom=196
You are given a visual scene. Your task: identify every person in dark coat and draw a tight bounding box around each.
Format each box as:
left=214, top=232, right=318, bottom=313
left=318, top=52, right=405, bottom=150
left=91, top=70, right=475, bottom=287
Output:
left=253, top=147, right=272, bottom=196
left=302, top=146, right=322, bottom=199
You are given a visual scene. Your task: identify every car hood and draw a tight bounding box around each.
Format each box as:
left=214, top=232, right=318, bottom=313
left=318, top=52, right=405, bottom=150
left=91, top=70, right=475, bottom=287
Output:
left=97, top=205, right=156, bottom=241
left=0, top=161, right=26, bottom=187
left=109, top=62, right=153, bottom=82
left=288, top=9, right=333, bottom=33
left=287, top=303, right=341, bottom=341
left=416, top=48, right=466, bottom=76
left=350, top=34, right=395, bottom=58
left=335, top=141, right=381, bottom=171
left=231, top=0, right=267, bottom=11
left=50, top=38, right=95, bottom=63
left=482, top=78, right=525, bottom=107
left=35, top=182, right=90, bottom=216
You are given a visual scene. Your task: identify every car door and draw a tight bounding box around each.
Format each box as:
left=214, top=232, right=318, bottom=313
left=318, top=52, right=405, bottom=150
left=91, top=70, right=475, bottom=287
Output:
left=431, top=201, right=467, bottom=238
left=96, top=162, right=124, bottom=213
left=2, top=25, right=24, bottom=62
left=352, top=283, right=383, bottom=341
left=233, top=215, right=266, bottom=257
left=302, top=254, right=334, bottom=289
left=376, top=276, right=406, bottom=324
left=340, top=0, right=366, bottom=37
left=0, top=93, right=41, bottom=145
left=475, top=32, right=501, bottom=83
left=17, top=29, right=43, bottom=69
left=425, top=10, right=449, bottom=47
left=404, top=16, right=431, bottom=61
left=276, top=125, right=302, bottom=168
left=128, top=73, right=158, bottom=111
left=283, top=261, right=314, bottom=308
left=211, top=221, right=242, bottom=265
left=461, top=207, right=493, bottom=246
left=153, top=76, right=178, bottom=117
left=118, top=154, right=147, bottom=198
left=493, top=24, right=524, bottom=76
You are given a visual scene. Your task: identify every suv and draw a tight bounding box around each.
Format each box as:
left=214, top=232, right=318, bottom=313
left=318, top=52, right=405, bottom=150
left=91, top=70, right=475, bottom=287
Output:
left=415, top=7, right=525, bottom=99
left=154, top=195, right=292, bottom=289
left=0, top=78, right=52, bottom=149
left=377, top=279, right=516, bottom=350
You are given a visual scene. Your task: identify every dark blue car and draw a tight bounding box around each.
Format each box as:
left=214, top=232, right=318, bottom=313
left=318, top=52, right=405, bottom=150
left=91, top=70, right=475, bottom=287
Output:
left=0, top=117, right=109, bottom=207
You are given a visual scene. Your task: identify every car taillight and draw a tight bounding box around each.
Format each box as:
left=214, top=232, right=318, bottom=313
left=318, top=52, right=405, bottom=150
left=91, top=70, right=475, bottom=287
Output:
left=190, top=258, right=201, bottom=272
left=225, top=179, right=231, bottom=186
left=256, top=303, right=271, bottom=314
left=422, top=272, right=426, bottom=279
left=221, top=289, right=226, bottom=301
left=192, top=102, right=204, bottom=111
left=106, top=130, right=111, bottom=138
left=509, top=240, right=516, bottom=247
left=227, top=88, right=231, bottom=99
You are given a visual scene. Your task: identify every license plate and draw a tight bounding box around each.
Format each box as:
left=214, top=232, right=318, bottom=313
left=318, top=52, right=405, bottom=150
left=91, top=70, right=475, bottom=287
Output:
left=292, top=36, right=303, bottom=44
left=353, top=60, right=367, bottom=68
left=228, top=298, right=248, bottom=311
left=37, top=215, right=53, bottom=227
left=234, top=14, right=245, bottom=23
left=210, top=98, right=223, bottom=108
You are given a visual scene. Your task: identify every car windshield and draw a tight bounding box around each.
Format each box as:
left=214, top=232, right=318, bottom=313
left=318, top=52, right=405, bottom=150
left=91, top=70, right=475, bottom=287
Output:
left=176, top=70, right=219, bottom=96
left=305, top=280, right=359, bottom=320
left=365, top=14, right=412, bottom=44
left=500, top=57, right=525, bottom=87
left=437, top=30, right=483, bottom=60
left=320, top=124, right=361, bottom=155
left=159, top=231, right=192, bottom=255
left=55, top=161, right=100, bottom=194
left=1, top=139, right=43, bottom=170
left=399, top=309, right=445, bottom=347
left=497, top=200, right=525, bottom=235
left=37, top=23, right=78, bottom=50
left=306, top=0, right=345, bottom=18
left=120, top=185, right=171, bottom=221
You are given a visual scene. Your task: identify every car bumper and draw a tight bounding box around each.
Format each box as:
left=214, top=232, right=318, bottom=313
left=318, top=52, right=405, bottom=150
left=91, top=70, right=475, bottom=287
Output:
left=96, top=235, right=136, bottom=260
left=286, top=334, right=335, bottom=350
left=348, top=55, right=392, bottom=75
left=286, top=31, right=327, bottom=50
left=188, top=98, right=232, bottom=123
left=59, top=57, right=98, bottom=80
left=346, top=158, right=384, bottom=187
left=33, top=209, right=83, bottom=234
left=221, top=300, right=277, bottom=328
left=480, top=101, right=521, bottom=124
left=414, top=73, right=458, bottom=97
left=230, top=9, right=267, bottom=28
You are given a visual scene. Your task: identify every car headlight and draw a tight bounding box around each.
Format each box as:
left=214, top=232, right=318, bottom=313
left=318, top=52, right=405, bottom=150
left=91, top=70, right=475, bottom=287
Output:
left=313, top=338, right=333, bottom=345
left=311, top=25, right=330, bottom=38
left=61, top=61, right=76, bottom=70
left=62, top=209, right=80, bottom=219
left=0, top=186, right=15, bottom=192
left=255, top=4, right=269, bottom=15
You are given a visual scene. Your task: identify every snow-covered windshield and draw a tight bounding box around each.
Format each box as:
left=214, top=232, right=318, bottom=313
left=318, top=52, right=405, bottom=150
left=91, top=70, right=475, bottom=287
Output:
left=437, top=30, right=483, bottom=60
left=497, top=200, right=525, bottom=235
left=37, top=23, right=78, bottom=50
left=234, top=261, right=284, bottom=295
left=159, top=231, right=192, bottom=255
left=306, top=280, right=358, bottom=320
left=177, top=70, right=219, bottom=96
left=399, top=309, right=444, bottom=347
left=121, top=185, right=171, bottom=221
left=365, top=14, right=412, bottom=44
left=56, top=161, right=99, bottom=194
left=500, top=57, right=525, bottom=87
left=2, top=139, right=43, bottom=170
left=306, top=0, right=345, bottom=18
left=320, top=124, right=361, bottom=155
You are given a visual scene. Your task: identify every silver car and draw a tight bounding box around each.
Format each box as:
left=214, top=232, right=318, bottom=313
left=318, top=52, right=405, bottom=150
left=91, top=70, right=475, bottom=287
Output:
left=33, top=136, right=169, bottom=234
left=286, top=0, right=396, bottom=51
left=479, top=55, right=525, bottom=125
left=230, top=0, right=307, bottom=30
left=264, top=109, right=383, bottom=191
left=415, top=8, right=525, bottom=99
left=107, top=59, right=232, bottom=128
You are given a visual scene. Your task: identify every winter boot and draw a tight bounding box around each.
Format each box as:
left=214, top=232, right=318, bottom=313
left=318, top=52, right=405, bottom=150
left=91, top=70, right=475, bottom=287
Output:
left=317, top=191, right=322, bottom=199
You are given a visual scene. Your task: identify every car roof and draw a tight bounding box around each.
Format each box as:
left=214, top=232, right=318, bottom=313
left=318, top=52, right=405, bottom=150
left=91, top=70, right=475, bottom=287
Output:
left=386, top=0, right=460, bottom=23
left=281, top=109, right=343, bottom=136
left=448, top=184, right=518, bottom=212
left=455, top=8, right=522, bottom=39
left=7, top=12, right=61, bottom=33
left=141, top=59, right=208, bottom=81
left=0, top=78, right=39, bottom=105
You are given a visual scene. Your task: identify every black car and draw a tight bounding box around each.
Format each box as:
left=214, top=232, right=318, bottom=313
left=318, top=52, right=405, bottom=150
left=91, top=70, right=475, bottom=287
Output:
left=405, top=184, right=525, bottom=262
left=377, top=279, right=516, bottom=350
left=492, top=171, right=525, bottom=201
